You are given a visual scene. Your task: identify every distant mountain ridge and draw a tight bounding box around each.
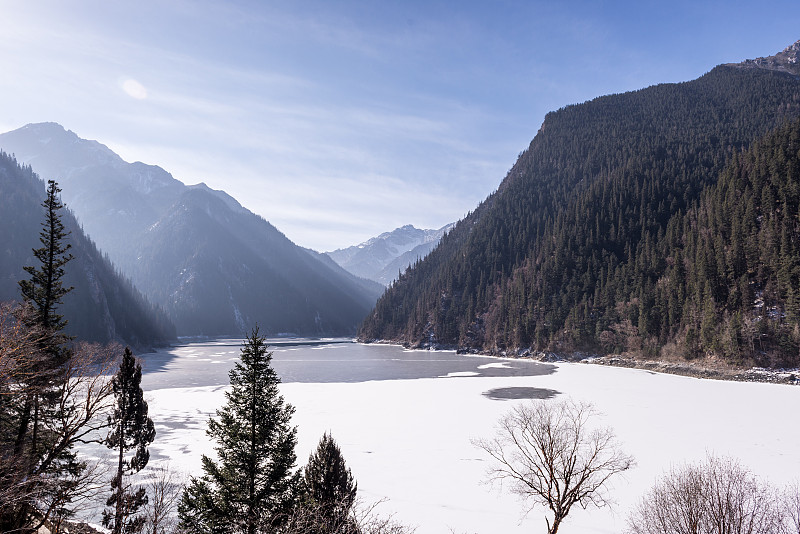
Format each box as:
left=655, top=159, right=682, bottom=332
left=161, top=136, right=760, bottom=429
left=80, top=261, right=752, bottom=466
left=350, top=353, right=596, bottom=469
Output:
left=0, top=151, right=175, bottom=349
left=0, top=124, right=383, bottom=337
left=327, top=224, right=454, bottom=285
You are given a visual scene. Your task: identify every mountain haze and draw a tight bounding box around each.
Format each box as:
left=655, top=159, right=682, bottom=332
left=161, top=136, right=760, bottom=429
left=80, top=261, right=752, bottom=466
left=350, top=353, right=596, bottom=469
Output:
left=0, top=151, right=175, bottom=349
left=360, top=41, right=800, bottom=367
left=0, top=124, right=383, bottom=337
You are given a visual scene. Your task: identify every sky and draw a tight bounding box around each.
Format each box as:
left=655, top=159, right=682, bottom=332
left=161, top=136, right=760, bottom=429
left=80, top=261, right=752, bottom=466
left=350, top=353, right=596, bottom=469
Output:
left=1, top=1, right=799, bottom=251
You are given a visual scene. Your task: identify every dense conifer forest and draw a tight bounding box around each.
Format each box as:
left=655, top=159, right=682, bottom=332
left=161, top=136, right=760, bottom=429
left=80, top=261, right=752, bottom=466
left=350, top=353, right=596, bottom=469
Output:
left=360, top=65, right=800, bottom=367
left=0, top=151, right=175, bottom=349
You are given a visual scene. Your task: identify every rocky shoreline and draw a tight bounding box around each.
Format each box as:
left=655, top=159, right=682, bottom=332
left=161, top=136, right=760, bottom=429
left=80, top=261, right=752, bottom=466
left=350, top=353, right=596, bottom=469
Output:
left=574, top=355, right=799, bottom=385
left=502, top=348, right=799, bottom=385
left=361, top=338, right=800, bottom=385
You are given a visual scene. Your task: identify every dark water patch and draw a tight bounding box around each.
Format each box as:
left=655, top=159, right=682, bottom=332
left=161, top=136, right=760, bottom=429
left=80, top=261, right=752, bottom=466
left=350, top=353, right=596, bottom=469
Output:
left=482, top=387, right=560, bottom=401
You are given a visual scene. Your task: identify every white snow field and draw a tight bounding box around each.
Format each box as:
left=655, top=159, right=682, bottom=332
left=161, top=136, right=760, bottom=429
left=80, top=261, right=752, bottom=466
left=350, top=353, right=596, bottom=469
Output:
left=145, top=354, right=800, bottom=534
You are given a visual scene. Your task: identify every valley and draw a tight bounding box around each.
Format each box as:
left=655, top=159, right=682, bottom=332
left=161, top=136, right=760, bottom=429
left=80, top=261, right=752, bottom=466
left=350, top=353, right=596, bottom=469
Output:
left=2, top=10, right=800, bottom=533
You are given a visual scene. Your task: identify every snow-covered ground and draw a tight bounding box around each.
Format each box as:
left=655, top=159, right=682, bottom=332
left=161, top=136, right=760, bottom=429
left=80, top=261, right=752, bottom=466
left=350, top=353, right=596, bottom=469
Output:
left=145, top=359, right=800, bottom=534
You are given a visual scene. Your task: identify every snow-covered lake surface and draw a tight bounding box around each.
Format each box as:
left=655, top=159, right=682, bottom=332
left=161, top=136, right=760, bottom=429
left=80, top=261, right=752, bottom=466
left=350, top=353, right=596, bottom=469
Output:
left=140, top=339, right=800, bottom=534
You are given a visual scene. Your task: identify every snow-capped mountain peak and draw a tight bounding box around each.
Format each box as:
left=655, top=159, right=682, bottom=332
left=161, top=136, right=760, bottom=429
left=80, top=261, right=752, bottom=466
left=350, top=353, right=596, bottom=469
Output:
left=327, top=223, right=454, bottom=285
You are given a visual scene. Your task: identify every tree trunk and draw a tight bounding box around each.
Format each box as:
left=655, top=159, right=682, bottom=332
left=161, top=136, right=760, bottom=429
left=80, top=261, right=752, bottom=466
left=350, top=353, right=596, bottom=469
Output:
left=114, top=398, right=126, bottom=534
left=248, top=372, right=257, bottom=534
left=13, top=393, right=33, bottom=456
left=546, top=510, right=566, bottom=534
left=31, top=396, right=40, bottom=471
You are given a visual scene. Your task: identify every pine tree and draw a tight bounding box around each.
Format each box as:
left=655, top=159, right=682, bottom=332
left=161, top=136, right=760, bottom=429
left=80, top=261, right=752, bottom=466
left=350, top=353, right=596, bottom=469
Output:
left=299, top=432, right=357, bottom=533
left=2, top=179, right=78, bottom=532
left=16, top=178, right=73, bottom=447
left=19, top=179, right=74, bottom=334
left=103, top=348, right=156, bottom=534
left=178, top=327, right=298, bottom=534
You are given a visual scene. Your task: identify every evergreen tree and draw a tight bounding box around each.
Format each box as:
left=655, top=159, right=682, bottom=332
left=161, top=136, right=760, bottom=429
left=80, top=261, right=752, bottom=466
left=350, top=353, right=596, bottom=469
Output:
left=178, top=327, right=298, bottom=534
left=19, top=179, right=74, bottom=334
left=103, top=348, right=156, bottom=534
left=15, top=178, right=73, bottom=448
left=299, top=432, right=357, bottom=533
left=2, top=179, right=78, bottom=532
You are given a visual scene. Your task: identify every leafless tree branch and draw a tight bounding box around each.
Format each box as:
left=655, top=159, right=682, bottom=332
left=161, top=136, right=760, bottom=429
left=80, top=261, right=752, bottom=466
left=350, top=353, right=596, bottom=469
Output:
left=472, top=398, right=634, bottom=534
left=626, top=454, right=785, bottom=534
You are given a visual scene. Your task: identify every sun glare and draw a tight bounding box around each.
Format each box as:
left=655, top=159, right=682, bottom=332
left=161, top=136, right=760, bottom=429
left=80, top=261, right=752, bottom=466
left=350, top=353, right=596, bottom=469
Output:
left=121, top=78, right=148, bottom=100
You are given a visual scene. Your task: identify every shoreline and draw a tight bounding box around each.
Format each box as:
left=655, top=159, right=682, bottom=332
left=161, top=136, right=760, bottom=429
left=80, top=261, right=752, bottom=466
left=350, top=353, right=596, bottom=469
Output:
left=360, top=339, right=800, bottom=386
left=574, top=354, right=799, bottom=385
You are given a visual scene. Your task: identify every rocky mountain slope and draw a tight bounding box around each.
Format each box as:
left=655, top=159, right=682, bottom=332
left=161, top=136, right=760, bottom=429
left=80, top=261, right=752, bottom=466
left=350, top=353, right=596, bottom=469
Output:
left=728, top=39, right=800, bottom=76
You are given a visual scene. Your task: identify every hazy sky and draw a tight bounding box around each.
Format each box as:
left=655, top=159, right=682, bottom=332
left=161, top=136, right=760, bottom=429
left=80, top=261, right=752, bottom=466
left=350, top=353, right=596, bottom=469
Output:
left=1, top=1, right=798, bottom=251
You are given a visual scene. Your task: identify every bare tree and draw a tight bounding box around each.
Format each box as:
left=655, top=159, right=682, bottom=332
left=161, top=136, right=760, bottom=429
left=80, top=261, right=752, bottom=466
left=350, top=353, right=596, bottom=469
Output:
left=627, top=455, right=784, bottom=534
left=0, top=302, right=48, bottom=393
left=353, top=499, right=416, bottom=534
left=278, top=500, right=359, bottom=534
left=784, top=481, right=800, bottom=534
left=627, top=462, right=706, bottom=534
left=0, top=312, right=119, bottom=533
left=473, top=398, right=634, bottom=534
left=0, top=302, right=48, bottom=515
left=142, top=464, right=184, bottom=534
left=28, top=342, right=119, bottom=532
left=42, top=459, right=108, bottom=534
left=704, top=456, right=782, bottom=533
left=278, top=498, right=415, bottom=534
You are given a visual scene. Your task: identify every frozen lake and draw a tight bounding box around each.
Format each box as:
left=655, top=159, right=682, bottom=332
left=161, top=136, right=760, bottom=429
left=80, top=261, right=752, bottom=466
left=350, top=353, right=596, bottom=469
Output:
left=139, top=339, right=800, bottom=534
left=140, top=338, right=555, bottom=387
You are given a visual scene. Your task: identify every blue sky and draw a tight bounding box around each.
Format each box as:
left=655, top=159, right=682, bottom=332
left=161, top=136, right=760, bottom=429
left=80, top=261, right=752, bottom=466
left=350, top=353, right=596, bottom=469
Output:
left=1, top=0, right=798, bottom=250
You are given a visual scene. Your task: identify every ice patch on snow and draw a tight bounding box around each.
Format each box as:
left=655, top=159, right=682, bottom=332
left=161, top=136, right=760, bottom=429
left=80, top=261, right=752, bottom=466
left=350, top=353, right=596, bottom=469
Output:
left=477, top=362, right=513, bottom=370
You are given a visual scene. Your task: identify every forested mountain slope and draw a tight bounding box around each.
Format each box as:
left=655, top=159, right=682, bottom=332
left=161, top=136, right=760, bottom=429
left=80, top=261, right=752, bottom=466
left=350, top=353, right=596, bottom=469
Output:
left=0, top=123, right=383, bottom=337
left=647, top=118, right=800, bottom=367
left=360, top=43, right=800, bottom=367
left=0, top=151, right=175, bottom=349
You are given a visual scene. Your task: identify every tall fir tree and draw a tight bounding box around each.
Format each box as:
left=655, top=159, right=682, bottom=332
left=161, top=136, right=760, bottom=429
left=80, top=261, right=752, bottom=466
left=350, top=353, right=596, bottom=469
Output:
left=2, top=179, right=78, bottom=532
left=178, top=327, right=298, bottom=534
left=15, top=179, right=74, bottom=395
left=103, top=347, right=156, bottom=534
left=19, top=179, right=74, bottom=335
left=299, top=432, right=358, bottom=533
left=15, top=179, right=74, bottom=452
